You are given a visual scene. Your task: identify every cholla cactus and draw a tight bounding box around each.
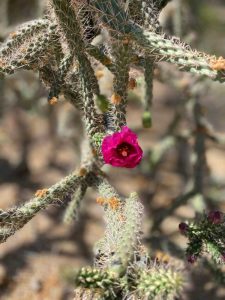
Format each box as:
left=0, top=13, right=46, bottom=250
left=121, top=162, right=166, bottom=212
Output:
left=179, top=211, right=225, bottom=264
left=0, top=0, right=225, bottom=299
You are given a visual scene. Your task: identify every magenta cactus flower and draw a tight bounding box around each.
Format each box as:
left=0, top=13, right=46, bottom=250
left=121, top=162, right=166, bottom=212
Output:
left=101, top=126, right=143, bottom=168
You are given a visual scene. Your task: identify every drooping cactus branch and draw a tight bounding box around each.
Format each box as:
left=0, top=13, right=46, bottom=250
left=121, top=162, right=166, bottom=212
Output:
left=92, top=0, right=225, bottom=81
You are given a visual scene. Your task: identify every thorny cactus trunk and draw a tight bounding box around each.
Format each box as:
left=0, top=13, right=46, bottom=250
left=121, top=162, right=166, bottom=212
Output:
left=0, top=0, right=225, bottom=299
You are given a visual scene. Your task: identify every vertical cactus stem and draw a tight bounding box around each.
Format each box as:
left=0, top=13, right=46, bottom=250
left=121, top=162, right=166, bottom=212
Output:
left=95, top=176, right=121, bottom=200
left=142, top=58, right=154, bottom=128
left=93, top=176, right=125, bottom=269
left=112, top=192, right=143, bottom=272
left=91, top=132, right=105, bottom=154
left=109, top=39, right=131, bottom=130
left=87, top=45, right=114, bottom=73
left=128, top=0, right=162, bottom=33
left=140, top=0, right=162, bottom=32
left=51, top=0, right=104, bottom=136
left=39, top=65, right=83, bottom=111
left=63, top=183, right=87, bottom=224
left=92, top=0, right=131, bottom=131
left=191, top=83, right=208, bottom=195
left=48, top=53, right=74, bottom=101
left=173, top=0, right=183, bottom=37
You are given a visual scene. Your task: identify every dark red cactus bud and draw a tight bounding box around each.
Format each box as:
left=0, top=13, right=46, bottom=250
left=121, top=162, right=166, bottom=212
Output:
left=221, top=253, right=225, bottom=262
left=178, top=222, right=189, bottom=235
left=207, top=211, right=223, bottom=225
left=187, top=255, right=197, bottom=264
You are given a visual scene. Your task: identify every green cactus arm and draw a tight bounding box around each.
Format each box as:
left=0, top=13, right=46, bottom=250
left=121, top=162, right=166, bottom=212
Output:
left=51, top=0, right=105, bottom=137
left=92, top=0, right=225, bottom=82
left=136, top=266, right=185, bottom=299
left=38, top=65, right=83, bottom=110
left=0, top=22, right=63, bottom=76
left=142, top=57, right=154, bottom=127
left=132, top=29, right=225, bottom=81
left=94, top=176, right=121, bottom=200
left=183, top=212, right=225, bottom=263
left=51, top=0, right=99, bottom=94
left=63, top=182, right=88, bottom=224
left=86, top=44, right=115, bottom=74
left=94, top=177, right=143, bottom=274
left=134, top=0, right=161, bottom=32
left=74, top=267, right=119, bottom=299
left=108, top=40, right=131, bottom=130
left=114, top=192, right=143, bottom=270
left=206, top=241, right=225, bottom=264
left=0, top=172, right=86, bottom=243
left=39, top=65, right=92, bottom=115
left=48, top=53, right=74, bottom=101
left=0, top=18, right=50, bottom=57
left=93, top=176, right=125, bottom=269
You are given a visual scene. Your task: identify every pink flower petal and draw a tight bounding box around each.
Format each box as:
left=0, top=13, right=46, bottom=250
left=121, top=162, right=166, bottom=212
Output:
left=101, top=127, right=143, bottom=168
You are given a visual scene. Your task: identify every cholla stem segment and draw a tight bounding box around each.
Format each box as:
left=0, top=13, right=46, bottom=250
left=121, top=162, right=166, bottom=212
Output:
left=109, top=40, right=131, bottom=130
left=114, top=192, right=143, bottom=269
left=0, top=172, right=82, bottom=243
left=48, top=53, right=74, bottom=101
left=181, top=212, right=225, bottom=263
left=136, top=265, right=184, bottom=299
left=132, top=0, right=161, bottom=32
left=93, top=0, right=225, bottom=82
left=63, top=182, right=88, bottom=224
left=94, top=176, right=143, bottom=274
left=0, top=18, right=49, bottom=56
left=51, top=0, right=104, bottom=136
left=142, top=58, right=154, bottom=127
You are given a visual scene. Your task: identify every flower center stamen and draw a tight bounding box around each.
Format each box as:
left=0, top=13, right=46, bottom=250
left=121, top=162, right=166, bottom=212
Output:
left=117, top=143, right=131, bottom=157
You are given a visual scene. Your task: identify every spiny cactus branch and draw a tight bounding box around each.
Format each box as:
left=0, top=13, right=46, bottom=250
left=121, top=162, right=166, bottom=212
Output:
left=63, top=182, right=88, bottom=224
left=92, top=0, right=225, bottom=82
left=0, top=160, right=99, bottom=244
left=179, top=211, right=225, bottom=263
left=0, top=172, right=81, bottom=243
